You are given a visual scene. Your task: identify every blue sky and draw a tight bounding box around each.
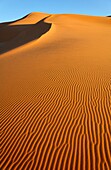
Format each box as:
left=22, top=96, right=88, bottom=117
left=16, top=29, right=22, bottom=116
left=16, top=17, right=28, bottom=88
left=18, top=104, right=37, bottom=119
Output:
left=0, top=0, right=111, bottom=22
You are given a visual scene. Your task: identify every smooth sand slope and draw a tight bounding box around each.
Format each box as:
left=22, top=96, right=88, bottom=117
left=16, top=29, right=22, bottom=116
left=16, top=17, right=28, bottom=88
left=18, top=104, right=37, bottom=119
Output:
left=0, top=12, right=111, bottom=170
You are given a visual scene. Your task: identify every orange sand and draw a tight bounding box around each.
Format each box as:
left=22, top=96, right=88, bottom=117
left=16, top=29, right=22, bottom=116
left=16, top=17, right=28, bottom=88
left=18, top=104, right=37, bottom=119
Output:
left=0, top=13, right=111, bottom=170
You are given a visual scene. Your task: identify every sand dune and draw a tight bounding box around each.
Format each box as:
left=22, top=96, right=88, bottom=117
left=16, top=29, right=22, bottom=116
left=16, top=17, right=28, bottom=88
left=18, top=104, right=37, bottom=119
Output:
left=0, top=13, right=111, bottom=170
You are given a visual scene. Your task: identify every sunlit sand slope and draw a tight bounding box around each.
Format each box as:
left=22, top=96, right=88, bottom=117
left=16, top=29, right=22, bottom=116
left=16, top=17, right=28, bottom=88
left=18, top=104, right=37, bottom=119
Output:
left=0, top=13, right=111, bottom=170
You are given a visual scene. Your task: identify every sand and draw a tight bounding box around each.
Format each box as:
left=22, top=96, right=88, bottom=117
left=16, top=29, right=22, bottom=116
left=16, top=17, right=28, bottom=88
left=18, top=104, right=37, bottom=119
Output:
left=0, top=12, right=111, bottom=170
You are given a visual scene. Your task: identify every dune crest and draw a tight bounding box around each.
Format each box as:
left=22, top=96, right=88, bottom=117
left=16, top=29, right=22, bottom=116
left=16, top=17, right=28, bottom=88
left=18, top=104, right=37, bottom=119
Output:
left=0, top=12, right=111, bottom=170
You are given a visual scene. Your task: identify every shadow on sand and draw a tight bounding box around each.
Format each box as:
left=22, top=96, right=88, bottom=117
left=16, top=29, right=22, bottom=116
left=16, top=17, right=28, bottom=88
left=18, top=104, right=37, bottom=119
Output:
left=0, top=16, right=52, bottom=54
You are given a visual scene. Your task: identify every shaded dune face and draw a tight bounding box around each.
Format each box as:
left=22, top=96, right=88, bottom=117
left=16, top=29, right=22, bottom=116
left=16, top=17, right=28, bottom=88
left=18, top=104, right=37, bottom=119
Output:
left=0, top=13, right=111, bottom=170
left=0, top=15, right=52, bottom=54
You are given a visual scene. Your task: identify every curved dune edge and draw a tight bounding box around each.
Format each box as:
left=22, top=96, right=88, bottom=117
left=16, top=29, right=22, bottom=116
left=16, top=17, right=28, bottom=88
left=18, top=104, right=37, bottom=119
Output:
left=0, top=14, right=52, bottom=54
left=0, top=12, right=111, bottom=170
